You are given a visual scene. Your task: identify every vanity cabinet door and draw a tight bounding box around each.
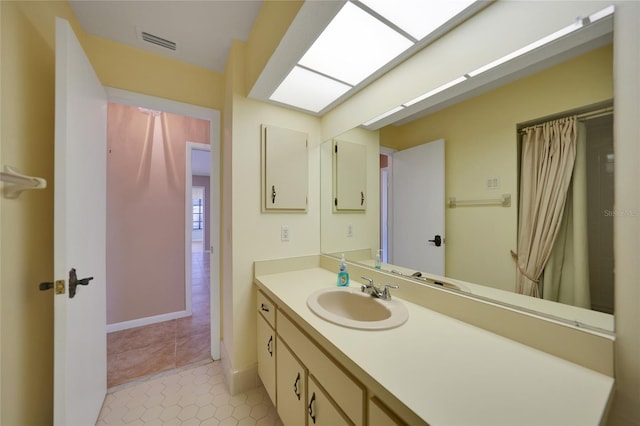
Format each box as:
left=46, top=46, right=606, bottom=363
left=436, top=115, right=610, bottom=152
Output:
left=278, top=311, right=364, bottom=425
left=277, top=339, right=307, bottom=426
left=257, top=313, right=276, bottom=404
left=308, top=375, right=351, bottom=426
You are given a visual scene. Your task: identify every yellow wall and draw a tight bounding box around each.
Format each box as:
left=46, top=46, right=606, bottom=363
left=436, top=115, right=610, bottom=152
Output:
left=12, top=2, right=224, bottom=110
left=0, top=1, right=226, bottom=423
left=84, top=35, right=224, bottom=110
left=0, top=2, right=64, bottom=424
left=222, top=39, right=322, bottom=388
left=380, top=45, right=613, bottom=292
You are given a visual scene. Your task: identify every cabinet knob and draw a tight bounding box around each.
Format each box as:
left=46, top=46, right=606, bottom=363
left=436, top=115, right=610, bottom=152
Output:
left=267, top=335, right=273, bottom=357
left=308, top=392, right=316, bottom=424
left=294, top=372, right=301, bottom=400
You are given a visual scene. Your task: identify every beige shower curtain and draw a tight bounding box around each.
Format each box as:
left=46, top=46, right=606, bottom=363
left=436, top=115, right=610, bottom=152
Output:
left=541, top=121, right=590, bottom=307
left=515, top=117, right=577, bottom=297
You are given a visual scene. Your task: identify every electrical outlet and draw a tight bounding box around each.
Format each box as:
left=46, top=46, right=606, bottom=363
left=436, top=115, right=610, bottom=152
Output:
left=486, top=176, right=500, bottom=190
left=347, top=224, right=353, bottom=237
left=281, top=225, right=290, bottom=242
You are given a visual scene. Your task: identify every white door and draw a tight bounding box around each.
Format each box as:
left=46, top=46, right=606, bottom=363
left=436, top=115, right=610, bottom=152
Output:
left=53, top=18, right=107, bottom=425
left=390, top=139, right=445, bottom=275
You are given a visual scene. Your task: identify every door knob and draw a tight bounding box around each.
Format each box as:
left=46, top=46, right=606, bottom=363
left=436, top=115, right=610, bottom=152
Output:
left=428, top=235, right=442, bottom=247
left=69, top=268, right=93, bottom=298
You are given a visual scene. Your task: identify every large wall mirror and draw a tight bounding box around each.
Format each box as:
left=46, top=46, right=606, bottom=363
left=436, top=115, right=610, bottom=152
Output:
left=320, top=4, right=615, bottom=333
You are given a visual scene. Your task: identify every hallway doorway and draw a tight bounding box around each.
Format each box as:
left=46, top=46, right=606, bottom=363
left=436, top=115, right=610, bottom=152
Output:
left=105, top=89, right=220, bottom=388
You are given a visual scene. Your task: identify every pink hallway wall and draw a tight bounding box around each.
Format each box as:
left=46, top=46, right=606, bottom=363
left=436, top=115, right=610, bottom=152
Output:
left=192, top=175, right=211, bottom=250
left=107, top=103, right=210, bottom=324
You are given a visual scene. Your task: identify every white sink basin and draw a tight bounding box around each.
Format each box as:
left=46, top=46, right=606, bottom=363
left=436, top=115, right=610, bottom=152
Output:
left=306, top=287, right=408, bottom=330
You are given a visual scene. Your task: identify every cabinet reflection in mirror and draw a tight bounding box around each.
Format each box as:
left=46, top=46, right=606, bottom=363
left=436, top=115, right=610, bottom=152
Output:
left=321, top=27, right=614, bottom=333
left=333, top=139, right=367, bottom=212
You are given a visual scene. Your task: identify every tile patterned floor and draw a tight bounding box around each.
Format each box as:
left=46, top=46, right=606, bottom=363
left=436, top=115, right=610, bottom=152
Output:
left=97, top=361, right=283, bottom=426
left=107, top=247, right=212, bottom=388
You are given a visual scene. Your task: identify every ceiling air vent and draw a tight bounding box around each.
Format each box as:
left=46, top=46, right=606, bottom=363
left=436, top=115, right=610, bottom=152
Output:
left=140, top=31, right=177, bottom=51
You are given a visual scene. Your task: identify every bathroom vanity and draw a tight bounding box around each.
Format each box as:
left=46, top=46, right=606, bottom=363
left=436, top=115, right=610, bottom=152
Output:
left=254, top=255, right=614, bottom=426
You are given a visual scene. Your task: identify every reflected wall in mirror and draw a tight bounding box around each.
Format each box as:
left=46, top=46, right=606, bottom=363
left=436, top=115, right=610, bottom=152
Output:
left=320, top=18, right=615, bottom=333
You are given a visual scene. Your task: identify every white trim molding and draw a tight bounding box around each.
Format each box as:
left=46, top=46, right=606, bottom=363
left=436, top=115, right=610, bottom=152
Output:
left=106, top=310, right=191, bottom=333
left=106, top=87, right=221, bottom=361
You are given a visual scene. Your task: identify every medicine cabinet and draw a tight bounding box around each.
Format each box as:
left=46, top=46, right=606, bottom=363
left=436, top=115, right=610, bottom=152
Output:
left=333, top=139, right=366, bottom=211
left=261, top=125, right=308, bottom=212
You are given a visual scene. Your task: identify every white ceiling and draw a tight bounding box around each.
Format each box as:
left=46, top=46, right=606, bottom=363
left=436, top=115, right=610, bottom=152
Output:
left=69, top=0, right=264, bottom=73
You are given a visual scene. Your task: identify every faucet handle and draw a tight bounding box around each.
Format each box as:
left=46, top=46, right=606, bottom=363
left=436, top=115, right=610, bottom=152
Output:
left=360, top=276, right=374, bottom=286
left=382, top=284, right=399, bottom=300
left=360, top=276, right=374, bottom=293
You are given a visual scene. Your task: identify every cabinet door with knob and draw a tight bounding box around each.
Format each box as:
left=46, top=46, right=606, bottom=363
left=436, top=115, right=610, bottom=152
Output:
left=261, top=124, right=308, bottom=212
left=257, top=312, right=276, bottom=405
left=307, top=375, right=351, bottom=426
left=277, top=339, right=307, bottom=426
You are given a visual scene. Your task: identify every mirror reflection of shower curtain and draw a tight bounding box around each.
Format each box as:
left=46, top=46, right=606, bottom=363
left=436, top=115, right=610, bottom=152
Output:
left=541, top=122, right=590, bottom=308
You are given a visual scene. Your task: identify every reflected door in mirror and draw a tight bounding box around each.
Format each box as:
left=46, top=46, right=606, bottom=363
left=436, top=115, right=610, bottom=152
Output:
left=390, top=139, right=445, bottom=275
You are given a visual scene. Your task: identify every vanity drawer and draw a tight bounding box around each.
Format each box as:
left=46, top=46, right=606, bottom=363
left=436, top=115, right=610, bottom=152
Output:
left=257, top=290, right=276, bottom=327
left=277, top=310, right=364, bottom=426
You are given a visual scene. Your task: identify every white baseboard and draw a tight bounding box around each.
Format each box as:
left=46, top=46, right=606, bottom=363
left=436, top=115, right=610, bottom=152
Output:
left=107, top=309, right=192, bottom=333
left=220, top=340, right=258, bottom=395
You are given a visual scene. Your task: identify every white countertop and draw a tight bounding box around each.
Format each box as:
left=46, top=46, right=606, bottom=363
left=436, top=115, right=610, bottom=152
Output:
left=255, top=267, right=614, bottom=426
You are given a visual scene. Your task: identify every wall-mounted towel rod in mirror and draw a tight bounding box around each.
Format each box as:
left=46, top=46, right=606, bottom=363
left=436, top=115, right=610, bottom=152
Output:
left=448, top=193, right=511, bottom=208
left=1, top=165, right=47, bottom=199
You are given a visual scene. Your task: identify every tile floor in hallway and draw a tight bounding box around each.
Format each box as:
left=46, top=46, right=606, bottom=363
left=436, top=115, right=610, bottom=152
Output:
left=97, top=360, right=283, bottom=426
left=107, top=245, right=212, bottom=388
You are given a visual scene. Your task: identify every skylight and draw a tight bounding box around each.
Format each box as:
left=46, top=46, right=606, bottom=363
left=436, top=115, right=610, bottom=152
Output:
left=270, top=66, right=351, bottom=113
left=269, top=0, right=480, bottom=114
left=299, top=2, right=413, bottom=86
left=360, top=0, right=476, bottom=40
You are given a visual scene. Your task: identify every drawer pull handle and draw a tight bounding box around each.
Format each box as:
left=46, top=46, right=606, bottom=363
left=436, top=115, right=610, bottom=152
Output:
left=267, top=335, right=273, bottom=357
left=293, top=372, right=301, bottom=400
left=308, top=392, right=316, bottom=424
left=260, top=303, right=270, bottom=313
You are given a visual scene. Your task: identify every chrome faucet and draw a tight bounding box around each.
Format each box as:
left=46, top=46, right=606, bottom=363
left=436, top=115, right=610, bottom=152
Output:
left=360, top=276, right=398, bottom=300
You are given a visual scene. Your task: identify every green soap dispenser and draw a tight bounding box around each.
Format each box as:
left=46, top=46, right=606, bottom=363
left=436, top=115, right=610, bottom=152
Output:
left=337, top=254, right=350, bottom=287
